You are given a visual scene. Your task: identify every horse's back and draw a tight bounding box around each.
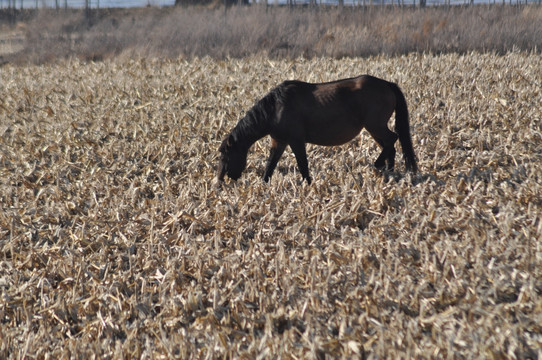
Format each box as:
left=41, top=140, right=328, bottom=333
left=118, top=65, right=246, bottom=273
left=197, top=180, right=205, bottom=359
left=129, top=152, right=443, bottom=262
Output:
left=278, top=75, right=394, bottom=106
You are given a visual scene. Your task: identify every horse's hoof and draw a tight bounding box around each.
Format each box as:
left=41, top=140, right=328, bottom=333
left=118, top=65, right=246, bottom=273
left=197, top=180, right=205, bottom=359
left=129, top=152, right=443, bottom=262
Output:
left=374, top=162, right=385, bottom=171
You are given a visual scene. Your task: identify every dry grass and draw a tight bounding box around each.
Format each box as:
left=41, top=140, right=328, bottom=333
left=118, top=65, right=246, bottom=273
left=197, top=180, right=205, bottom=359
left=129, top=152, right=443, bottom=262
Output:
left=2, top=5, right=542, bottom=64
left=1, top=53, right=541, bottom=358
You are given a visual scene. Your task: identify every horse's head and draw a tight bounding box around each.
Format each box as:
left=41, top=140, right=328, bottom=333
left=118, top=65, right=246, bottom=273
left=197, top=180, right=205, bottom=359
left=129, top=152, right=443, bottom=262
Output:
left=217, top=133, right=247, bottom=181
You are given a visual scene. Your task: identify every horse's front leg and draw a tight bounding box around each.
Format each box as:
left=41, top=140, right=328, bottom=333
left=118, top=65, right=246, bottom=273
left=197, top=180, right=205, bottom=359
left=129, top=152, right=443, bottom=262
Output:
left=290, top=141, right=312, bottom=184
left=263, top=138, right=287, bottom=182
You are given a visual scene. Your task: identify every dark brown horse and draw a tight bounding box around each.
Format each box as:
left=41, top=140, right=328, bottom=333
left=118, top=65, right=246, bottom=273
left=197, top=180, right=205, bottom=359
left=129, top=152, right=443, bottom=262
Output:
left=217, top=75, right=417, bottom=184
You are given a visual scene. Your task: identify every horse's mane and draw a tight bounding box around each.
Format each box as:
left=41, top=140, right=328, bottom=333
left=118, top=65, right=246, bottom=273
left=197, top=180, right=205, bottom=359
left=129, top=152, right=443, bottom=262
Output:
left=229, top=84, right=289, bottom=149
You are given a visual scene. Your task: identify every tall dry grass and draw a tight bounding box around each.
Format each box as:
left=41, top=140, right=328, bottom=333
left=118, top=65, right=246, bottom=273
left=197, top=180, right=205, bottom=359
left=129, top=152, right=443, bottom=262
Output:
left=1, top=4, right=542, bottom=64
left=0, top=53, right=541, bottom=358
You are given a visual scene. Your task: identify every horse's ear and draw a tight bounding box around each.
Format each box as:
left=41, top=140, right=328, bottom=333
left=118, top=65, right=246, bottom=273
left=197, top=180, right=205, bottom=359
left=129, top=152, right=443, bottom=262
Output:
left=219, top=135, right=230, bottom=153
left=218, top=161, right=226, bottom=181
left=219, top=133, right=237, bottom=153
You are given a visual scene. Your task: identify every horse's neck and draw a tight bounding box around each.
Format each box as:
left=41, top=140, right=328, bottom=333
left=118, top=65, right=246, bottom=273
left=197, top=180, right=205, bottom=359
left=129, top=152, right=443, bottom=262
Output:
left=233, top=112, right=270, bottom=150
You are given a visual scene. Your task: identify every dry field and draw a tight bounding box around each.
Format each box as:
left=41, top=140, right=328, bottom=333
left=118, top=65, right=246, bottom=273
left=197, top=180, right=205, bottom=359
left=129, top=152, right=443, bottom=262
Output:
left=1, top=53, right=541, bottom=358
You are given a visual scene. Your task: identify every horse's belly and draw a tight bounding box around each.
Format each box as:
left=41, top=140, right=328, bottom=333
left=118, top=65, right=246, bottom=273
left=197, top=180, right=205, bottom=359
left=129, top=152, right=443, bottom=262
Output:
left=306, top=123, right=362, bottom=146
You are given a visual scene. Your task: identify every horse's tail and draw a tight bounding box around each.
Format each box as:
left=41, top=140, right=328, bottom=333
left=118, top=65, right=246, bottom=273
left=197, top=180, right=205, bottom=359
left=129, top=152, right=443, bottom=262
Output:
left=390, top=82, right=418, bottom=173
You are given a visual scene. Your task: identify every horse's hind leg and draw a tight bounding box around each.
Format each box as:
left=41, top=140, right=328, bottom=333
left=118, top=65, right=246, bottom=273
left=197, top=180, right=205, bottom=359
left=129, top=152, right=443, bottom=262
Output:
left=367, top=127, right=398, bottom=171
left=290, top=141, right=312, bottom=184
left=385, top=142, right=397, bottom=171
left=263, top=138, right=287, bottom=182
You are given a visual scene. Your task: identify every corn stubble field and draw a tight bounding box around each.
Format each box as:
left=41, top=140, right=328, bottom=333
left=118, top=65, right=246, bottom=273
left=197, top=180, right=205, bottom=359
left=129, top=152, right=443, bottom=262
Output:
left=1, top=53, right=541, bottom=358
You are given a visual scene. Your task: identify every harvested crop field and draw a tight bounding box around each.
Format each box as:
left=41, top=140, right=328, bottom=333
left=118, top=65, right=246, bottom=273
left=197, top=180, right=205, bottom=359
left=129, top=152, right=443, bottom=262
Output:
left=1, top=53, right=541, bottom=358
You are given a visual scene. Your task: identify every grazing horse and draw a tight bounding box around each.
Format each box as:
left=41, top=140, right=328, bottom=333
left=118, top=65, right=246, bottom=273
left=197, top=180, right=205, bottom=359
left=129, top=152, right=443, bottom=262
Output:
left=217, top=75, right=417, bottom=184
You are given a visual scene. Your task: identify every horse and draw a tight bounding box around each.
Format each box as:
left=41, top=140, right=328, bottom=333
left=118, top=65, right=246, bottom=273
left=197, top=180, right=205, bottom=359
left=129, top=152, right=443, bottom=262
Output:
left=217, top=75, right=417, bottom=184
